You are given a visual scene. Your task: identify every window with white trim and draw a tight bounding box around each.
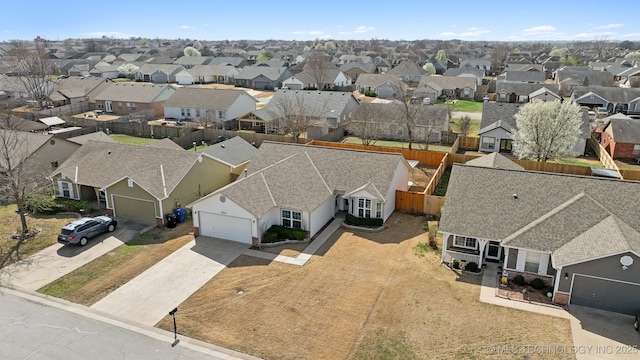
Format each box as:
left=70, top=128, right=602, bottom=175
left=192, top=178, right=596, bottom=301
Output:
left=633, top=144, right=640, bottom=155
left=453, top=236, right=477, bottom=249
left=357, top=198, right=372, bottom=218
left=181, top=108, right=191, bottom=117
left=282, top=209, right=302, bottom=229
left=525, top=251, right=540, bottom=273
left=375, top=202, right=382, bottom=218
left=481, top=136, right=495, bottom=149
left=218, top=110, right=226, bottom=119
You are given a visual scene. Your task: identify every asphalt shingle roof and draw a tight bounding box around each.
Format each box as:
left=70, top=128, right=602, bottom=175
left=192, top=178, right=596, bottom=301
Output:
left=163, top=87, right=252, bottom=109
left=94, top=83, right=173, bottom=103
left=465, top=153, right=524, bottom=170
left=199, top=136, right=257, bottom=167
left=604, top=117, right=640, bottom=143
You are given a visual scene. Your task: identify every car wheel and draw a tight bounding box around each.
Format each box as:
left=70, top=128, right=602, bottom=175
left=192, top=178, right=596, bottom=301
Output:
left=79, top=237, right=88, bottom=246
left=107, top=224, right=115, bottom=232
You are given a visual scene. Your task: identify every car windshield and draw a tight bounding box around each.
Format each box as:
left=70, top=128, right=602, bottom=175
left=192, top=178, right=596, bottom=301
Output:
left=60, top=228, right=74, bottom=235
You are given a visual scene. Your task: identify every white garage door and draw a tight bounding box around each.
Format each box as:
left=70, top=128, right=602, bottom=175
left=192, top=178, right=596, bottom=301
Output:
left=199, top=212, right=252, bottom=244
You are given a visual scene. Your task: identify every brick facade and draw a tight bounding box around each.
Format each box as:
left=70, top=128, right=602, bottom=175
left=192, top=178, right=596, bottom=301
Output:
left=601, top=126, right=640, bottom=159
left=506, top=270, right=554, bottom=287
left=553, top=292, right=569, bottom=305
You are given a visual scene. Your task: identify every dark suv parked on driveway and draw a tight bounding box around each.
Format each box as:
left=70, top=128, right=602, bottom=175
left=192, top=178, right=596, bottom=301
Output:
left=58, top=216, right=117, bottom=246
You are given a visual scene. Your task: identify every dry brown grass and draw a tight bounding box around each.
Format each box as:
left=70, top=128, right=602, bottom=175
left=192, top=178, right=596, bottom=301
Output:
left=156, top=213, right=574, bottom=360
left=0, top=206, right=76, bottom=269
left=38, top=222, right=194, bottom=306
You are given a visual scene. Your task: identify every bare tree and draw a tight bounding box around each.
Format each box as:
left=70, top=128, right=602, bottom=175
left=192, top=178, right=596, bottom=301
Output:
left=304, top=54, right=333, bottom=90
left=490, top=43, right=512, bottom=72
left=9, top=44, right=55, bottom=109
left=0, top=111, right=51, bottom=235
left=458, top=115, right=472, bottom=137
left=347, top=103, right=385, bottom=146
left=593, top=36, right=612, bottom=60
left=416, top=107, right=447, bottom=151
left=266, top=91, right=328, bottom=142
left=390, top=81, right=421, bottom=150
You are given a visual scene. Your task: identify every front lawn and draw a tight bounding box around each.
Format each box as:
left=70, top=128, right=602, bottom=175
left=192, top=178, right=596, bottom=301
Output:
left=435, top=99, right=484, bottom=113
left=448, top=117, right=481, bottom=137
left=341, top=136, right=451, bottom=153
left=109, top=134, right=158, bottom=146
left=0, top=205, right=75, bottom=269
left=154, top=213, right=573, bottom=360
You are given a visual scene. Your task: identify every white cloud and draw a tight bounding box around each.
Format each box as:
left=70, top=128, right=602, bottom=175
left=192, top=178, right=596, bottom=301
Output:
left=439, top=27, right=490, bottom=38
left=178, top=25, right=192, bottom=30
left=522, top=25, right=556, bottom=35
left=290, top=30, right=330, bottom=38
left=308, top=30, right=324, bottom=35
left=622, top=32, right=640, bottom=38
left=440, top=32, right=456, bottom=36
left=354, top=26, right=375, bottom=33
left=519, top=25, right=566, bottom=39
left=593, top=23, right=623, bottom=30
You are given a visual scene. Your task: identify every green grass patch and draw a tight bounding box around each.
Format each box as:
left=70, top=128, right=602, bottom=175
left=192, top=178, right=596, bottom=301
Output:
left=549, top=158, right=604, bottom=168
left=341, top=137, right=451, bottom=152
left=414, top=221, right=441, bottom=258
left=435, top=99, right=483, bottom=113
left=432, top=168, right=451, bottom=196
left=448, top=118, right=481, bottom=137
left=109, top=134, right=158, bottom=146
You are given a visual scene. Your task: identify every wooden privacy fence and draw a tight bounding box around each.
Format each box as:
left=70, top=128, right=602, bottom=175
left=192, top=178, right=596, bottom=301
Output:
left=307, top=140, right=446, bottom=166
left=458, top=136, right=480, bottom=151
left=395, top=190, right=425, bottom=214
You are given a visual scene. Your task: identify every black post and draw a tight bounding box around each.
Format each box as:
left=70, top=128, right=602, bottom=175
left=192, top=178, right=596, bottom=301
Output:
left=169, top=308, right=178, bottom=341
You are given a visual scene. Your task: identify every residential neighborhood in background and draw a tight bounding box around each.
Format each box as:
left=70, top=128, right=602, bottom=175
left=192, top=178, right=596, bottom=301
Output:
left=1, top=35, right=640, bottom=359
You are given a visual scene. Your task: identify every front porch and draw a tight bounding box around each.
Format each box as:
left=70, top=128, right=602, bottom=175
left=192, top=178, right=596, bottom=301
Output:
left=442, top=247, right=480, bottom=267
left=440, top=233, right=502, bottom=268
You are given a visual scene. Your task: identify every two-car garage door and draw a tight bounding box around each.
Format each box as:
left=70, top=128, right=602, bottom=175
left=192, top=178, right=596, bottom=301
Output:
left=198, top=212, right=252, bottom=244
left=570, top=274, right=640, bottom=315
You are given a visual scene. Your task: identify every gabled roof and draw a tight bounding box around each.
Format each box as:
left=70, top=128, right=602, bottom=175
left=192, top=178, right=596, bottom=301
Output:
left=443, top=64, right=484, bottom=78
left=529, top=87, right=561, bottom=99
left=50, top=76, right=111, bottom=101
left=146, top=138, right=183, bottom=150
left=387, top=60, right=426, bottom=77
left=603, top=116, right=640, bottom=143
left=499, top=70, right=545, bottom=83
left=0, top=130, right=60, bottom=167
left=257, top=89, right=359, bottom=120
left=354, top=73, right=400, bottom=87
left=163, top=87, right=256, bottom=109
left=417, top=75, right=477, bottom=90
left=49, top=140, right=202, bottom=199
left=197, top=142, right=408, bottom=217
left=465, top=153, right=524, bottom=170
left=199, top=136, right=257, bottom=167
left=94, top=83, right=174, bottom=103
left=67, top=131, right=115, bottom=145
left=235, top=66, right=289, bottom=81
left=495, top=82, right=559, bottom=96
left=572, top=85, right=640, bottom=104
left=440, top=165, right=640, bottom=266
left=184, top=65, right=238, bottom=77
left=137, top=63, right=184, bottom=75
left=479, top=102, right=521, bottom=133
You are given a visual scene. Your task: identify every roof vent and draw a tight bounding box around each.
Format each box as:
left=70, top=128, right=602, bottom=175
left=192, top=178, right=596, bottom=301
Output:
left=512, top=194, right=518, bottom=199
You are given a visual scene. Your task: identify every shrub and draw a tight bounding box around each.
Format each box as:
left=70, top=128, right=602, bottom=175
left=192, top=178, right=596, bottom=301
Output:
left=513, top=275, right=525, bottom=286
left=24, top=192, right=62, bottom=214
left=530, top=278, right=545, bottom=290
left=452, top=259, right=460, bottom=269
left=364, top=90, right=377, bottom=97
left=345, top=214, right=384, bottom=227
left=263, top=231, right=279, bottom=243
left=465, top=262, right=479, bottom=272
left=264, top=225, right=307, bottom=242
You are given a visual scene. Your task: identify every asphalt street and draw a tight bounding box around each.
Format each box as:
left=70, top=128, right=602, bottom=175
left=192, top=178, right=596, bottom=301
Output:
left=0, top=287, right=255, bottom=360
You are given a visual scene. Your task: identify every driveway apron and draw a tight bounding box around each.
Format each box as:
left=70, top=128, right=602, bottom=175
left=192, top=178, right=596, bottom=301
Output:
left=91, top=237, right=247, bottom=326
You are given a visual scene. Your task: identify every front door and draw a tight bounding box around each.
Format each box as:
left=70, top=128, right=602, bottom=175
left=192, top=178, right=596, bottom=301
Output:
left=499, top=139, right=512, bottom=153
left=486, top=241, right=502, bottom=261
left=105, top=101, right=113, bottom=113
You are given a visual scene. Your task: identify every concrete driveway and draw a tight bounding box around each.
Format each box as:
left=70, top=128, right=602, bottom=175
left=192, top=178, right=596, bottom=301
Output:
left=0, top=219, right=152, bottom=291
left=569, top=305, right=640, bottom=359
left=91, top=237, right=247, bottom=326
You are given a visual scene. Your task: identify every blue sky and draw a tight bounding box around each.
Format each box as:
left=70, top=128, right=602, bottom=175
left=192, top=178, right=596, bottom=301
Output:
left=3, top=1, right=640, bottom=42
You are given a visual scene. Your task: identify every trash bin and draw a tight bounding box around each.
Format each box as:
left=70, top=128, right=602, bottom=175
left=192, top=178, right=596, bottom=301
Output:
left=165, top=213, right=177, bottom=228
left=174, top=208, right=187, bottom=223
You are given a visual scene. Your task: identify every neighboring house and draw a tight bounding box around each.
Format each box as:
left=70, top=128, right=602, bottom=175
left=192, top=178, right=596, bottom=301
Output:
left=1, top=115, right=48, bottom=132
left=189, top=141, right=410, bottom=245
left=66, top=131, right=116, bottom=145
left=94, top=83, right=176, bottom=117
left=208, top=57, right=251, bottom=68
left=443, top=63, right=485, bottom=85
left=281, top=68, right=350, bottom=90
left=600, top=114, right=640, bottom=159
left=570, top=86, right=640, bottom=115
left=198, top=136, right=257, bottom=179
left=0, top=129, right=80, bottom=173
left=459, top=58, right=491, bottom=71
left=0, top=74, right=30, bottom=99
left=234, top=66, right=292, bottom=90
left=386, top=60, right=426, bottom=83
left=340, top=61, right=376, bottom=84
left=478, top=102, right=590, bottom=155
left=350, top=102, right=451, bottom=142
left=555, top=66, right=614, bottom=96
left=496, top=71, right=545, bottom=84
left=135, top=64, right=184, bottom=83
left=173, top=56, right=213, bottom=69
left=355, top=74, right=405, bottom=99
left=163, top=87, right=257, bottom=128
left=89, top=64, right=121, bottom=79
left=48, top=140, right=239, bottom=225
left=495, top=82, right=560, bottom=103
left=414, top=75, right=477, bottom=101
left=49, top=76, right=112, bottom=106
left=249, top=90, right=360, bottom=138
left=439, top=161, right=640, bottom=315
left=504, top=63, right=543, bottom=72
left=175, top=65, right=239, bottom=85
left=528, top=87, right=562, bottom=102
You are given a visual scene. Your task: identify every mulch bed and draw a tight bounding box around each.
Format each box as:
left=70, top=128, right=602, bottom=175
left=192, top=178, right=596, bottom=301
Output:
left=496, top=282, right=555, bottom=306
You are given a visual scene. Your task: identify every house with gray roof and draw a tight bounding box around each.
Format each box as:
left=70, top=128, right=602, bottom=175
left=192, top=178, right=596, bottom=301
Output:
left=48, top=140, right=241, bottom=225
left=163, top=87, right=257, bottom=127
left=599, top=114, right=640, bottom=159
left=439, top=163, right=640, bottom=315
left=339, top=61, right=376, bottom=84
left=189, top=141, right=410, bottom=246
left=135, top=64, right=184, bottom=83
left=281, top=68, right=350, bottom=90
left=234, top=66, right=292, bottom=90
left=570, top=85, right=640, bottom=115
left=175, top=65, right=239, bottom=85
left=248, top=89, right=360, bottom=139
left=386, top=60, right=426, bottom=83
left=89, top=64, right=121, bottom=79
left=94, top=82, right=176, bottom=117
left=464, top=152, right=524, bottom=170
left=495, top=82, right=560, bottom=103
left=0, top=129, right=80, bottom=175
left=355, top=74, right=405, bottom=99
left=208, top=56, right=250, bottom=68
left=173, top=56, right=213, bottom=69
left=554, top=66, right=614, bottom=96
left=414, top=75, right=477, bottom=101
left=198, top=136, right=257, bottom=178
left=49, top=76, right=112, bottom=106
left=443, top=63, right=485, bottom=85
left=496, top=70, right=546, bottom=84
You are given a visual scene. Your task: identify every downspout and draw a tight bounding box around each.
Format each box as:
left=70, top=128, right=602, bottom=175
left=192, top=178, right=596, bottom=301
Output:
left=160, top=164, right=167, bottom=224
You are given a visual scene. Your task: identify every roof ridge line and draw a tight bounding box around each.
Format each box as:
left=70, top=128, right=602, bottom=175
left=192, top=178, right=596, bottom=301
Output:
left=304, top=151, right=332, bottom=194
left=261, top=172, right=276, bottom=206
